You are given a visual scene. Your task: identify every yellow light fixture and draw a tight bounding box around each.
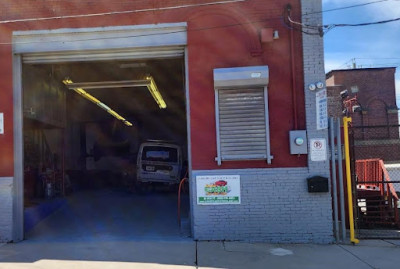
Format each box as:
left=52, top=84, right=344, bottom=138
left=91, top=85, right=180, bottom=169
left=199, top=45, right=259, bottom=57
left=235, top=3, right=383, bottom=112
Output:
left=62, top=79, right=133, bottom=127
left=64, top=76, right=167, bottom=109
left=146, top=76, right=167, bottom=109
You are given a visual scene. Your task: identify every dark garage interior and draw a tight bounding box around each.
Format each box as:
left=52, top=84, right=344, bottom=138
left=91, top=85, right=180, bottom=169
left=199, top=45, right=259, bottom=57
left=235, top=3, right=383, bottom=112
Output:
left=22, top=58, right=190, bottom=240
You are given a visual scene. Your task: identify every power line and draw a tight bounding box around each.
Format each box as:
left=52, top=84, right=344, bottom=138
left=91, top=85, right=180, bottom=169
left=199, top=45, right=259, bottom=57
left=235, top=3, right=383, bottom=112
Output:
left=0, top=0, right=247, bottom=24
left=356, top=57, right=400, bottom=60
left=283, top=4, right=322, bottom=36
left=337, top=58, right=400, bottom=69
left=296, top=0, right=400, bottom=35
left=288, top=13, right=400, bottom=36
left=0, top=16, right=283, bottom=46
left=331, top=17, right=400, bottom=27
left=305, top=0, right=398, bottom=15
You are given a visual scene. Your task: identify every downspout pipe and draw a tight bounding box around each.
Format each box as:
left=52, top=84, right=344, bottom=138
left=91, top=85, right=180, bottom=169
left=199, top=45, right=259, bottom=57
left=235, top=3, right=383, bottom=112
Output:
left=288, top=4, right=298, bottom=130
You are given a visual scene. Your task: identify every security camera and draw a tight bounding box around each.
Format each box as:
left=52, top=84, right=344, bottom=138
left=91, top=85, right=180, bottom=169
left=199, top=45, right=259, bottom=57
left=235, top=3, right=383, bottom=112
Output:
left=340, top=89, right=349, bottom=99
left=352, top=105, right=362, bottom=113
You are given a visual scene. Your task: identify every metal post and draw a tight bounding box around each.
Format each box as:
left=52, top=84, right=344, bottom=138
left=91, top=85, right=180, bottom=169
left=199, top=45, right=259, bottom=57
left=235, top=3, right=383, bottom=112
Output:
left=337, top=118, right=346, bottom=242
left=12, top=54, right=24, bottom=242
left=62, top=130, right=65, bottom=196
left=343, top=116, right=359, bottom=244
left=330, top=118, right=339, bottom=242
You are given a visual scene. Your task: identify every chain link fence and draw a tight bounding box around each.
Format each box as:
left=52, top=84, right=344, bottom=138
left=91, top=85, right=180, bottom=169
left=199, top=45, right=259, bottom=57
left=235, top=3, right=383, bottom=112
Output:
left=350, top=125, right=400, bottom=236
left=352, top=125, right=400, bottom=196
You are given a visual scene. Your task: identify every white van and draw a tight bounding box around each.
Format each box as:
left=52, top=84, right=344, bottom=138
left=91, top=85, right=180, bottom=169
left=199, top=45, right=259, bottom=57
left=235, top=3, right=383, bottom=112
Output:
left=136, top=141, right=183, bottom=189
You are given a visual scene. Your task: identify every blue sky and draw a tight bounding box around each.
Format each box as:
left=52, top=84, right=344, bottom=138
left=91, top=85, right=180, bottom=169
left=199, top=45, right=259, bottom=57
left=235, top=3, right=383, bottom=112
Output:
left=322, top=0, right=400, bottom=103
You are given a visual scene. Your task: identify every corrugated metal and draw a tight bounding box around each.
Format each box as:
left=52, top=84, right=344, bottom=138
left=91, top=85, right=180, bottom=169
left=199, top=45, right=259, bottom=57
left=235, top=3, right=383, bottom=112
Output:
left=218, top=88, right=267, bottom=160
left=14, top=24, right=187, bottom=64
left=22, top=46, right=185, bottom=64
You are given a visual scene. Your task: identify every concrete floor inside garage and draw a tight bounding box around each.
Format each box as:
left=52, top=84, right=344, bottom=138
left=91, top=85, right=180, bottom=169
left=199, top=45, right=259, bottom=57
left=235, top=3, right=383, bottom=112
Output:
left=25, top=188, right=191, bottom=242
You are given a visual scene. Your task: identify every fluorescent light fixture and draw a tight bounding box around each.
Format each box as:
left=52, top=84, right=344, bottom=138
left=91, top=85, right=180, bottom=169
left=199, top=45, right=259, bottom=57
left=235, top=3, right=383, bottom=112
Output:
left=62, top=79, right=133, bottom=127
left=67, top=80, right=149, bottom=89
left=64, top=76, right=167, bottom=109
left=146, top=76, right=167, bottom=109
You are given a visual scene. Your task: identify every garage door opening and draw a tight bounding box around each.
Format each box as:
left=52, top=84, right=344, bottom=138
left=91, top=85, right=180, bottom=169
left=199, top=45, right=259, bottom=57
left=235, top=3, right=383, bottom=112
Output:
left=21, top=58, right=190, bottom=241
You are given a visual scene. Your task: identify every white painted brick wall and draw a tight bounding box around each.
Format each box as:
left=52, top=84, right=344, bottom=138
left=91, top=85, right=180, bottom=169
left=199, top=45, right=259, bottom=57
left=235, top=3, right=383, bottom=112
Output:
left=191, top=169, right=333, bottom=243
left=0, top=178, right=13, bottom=242
left=301, top=0, right=330, bottom=176
left=190, top=0, right=333, bottom=244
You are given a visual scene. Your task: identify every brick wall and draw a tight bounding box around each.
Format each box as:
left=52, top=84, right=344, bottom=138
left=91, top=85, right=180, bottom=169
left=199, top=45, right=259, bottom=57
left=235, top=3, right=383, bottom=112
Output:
left=190, top=0, right=333, bottom=244
left=0, top=178, right=13, bottom=242
left=326, top=68, right=399, bottom=161
left=327, top=85, right=345, bottom=118
left=0, top=0, right=333, bottom=243
left=326, top=68, right=398, bottom=126
left=301, top=0, right=330, bottom=179
left=191, top=169, right=333, bottom=243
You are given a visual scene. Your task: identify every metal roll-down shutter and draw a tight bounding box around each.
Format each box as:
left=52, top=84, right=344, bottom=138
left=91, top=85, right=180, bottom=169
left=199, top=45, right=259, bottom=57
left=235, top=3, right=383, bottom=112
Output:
left=218, top=88, right=267, bottom=160
left=13, top=23, right=187, bottom=64
left=22, top=46, right=185, bottom=64
left=214, top=66, right=273, bottom=165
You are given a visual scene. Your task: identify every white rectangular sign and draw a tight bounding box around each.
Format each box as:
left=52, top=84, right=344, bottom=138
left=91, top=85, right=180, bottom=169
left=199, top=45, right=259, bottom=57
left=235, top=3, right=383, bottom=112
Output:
left=310, top=138, right=327, bottom=162
left=196, top=175, right=241, bottom=205
left=0, top=113, right=3, bottom=134
left=316, top=89, right=328, bottom=130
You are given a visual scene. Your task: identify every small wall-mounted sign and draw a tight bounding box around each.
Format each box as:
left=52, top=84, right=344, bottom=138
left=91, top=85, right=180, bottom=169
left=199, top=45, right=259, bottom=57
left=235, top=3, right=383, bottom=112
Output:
left=196, top=175, right=241, bottom=205
left=310, top=138, right=327, bottom=162
left=0, top=113, right=4, bottom=134
left=316, top=89, right=328, bottom=130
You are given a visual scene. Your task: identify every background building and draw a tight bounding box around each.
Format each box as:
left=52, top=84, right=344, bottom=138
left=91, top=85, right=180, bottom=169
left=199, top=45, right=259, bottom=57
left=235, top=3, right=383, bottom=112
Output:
left=326, top=67, right=400, bottom=161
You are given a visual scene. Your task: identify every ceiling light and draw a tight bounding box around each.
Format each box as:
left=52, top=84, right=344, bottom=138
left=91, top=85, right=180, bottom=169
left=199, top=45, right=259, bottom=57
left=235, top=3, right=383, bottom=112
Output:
left=64, top=76, right=167, bottom=109
left=66, top=80, right=149, bottom=89
left=146, top=76, right=167, bottom=109
left=62, top=79, right=133, bottom=127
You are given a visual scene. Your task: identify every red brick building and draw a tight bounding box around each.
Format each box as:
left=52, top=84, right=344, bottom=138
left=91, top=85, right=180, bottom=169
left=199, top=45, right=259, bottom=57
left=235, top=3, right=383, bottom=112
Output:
left=326, top=68, right=400, bottom=161
left=0, top=0, right=332, bottom=243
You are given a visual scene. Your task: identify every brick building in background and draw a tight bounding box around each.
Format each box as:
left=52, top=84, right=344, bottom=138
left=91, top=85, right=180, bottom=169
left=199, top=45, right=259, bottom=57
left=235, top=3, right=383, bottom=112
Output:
left=326, top=67, right=400, bottom=161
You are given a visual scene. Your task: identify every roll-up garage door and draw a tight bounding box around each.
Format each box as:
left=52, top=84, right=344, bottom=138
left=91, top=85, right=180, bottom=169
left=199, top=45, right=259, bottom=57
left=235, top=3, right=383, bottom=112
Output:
left=13, top=23, right=187, bottom=64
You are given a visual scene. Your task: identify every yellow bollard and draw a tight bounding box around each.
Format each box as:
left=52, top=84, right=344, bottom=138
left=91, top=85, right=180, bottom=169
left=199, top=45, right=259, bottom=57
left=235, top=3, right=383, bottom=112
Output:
left=343, top=116, right=359, bottom=244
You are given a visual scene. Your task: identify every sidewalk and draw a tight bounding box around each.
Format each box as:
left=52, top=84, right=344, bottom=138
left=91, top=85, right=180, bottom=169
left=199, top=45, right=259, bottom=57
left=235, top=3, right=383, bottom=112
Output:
left=0, top=239, right=399, bottom=269
left=197, top=240, right=400, bottom=269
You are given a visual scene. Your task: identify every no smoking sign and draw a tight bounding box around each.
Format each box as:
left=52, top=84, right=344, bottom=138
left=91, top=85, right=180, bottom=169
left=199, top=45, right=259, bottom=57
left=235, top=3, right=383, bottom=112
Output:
left=310, top=138, right=327, bottom=162
left=313, top=141, right=323, bottom=149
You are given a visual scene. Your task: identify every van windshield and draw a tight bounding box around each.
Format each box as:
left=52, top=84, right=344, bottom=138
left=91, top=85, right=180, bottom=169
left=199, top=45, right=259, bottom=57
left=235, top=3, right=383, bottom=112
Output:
left=141, top=146, right=178, bottom=162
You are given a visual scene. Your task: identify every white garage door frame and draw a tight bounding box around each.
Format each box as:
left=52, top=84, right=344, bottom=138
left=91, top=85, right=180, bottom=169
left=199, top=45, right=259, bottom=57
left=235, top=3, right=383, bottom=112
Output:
left=12, top=23, right=191, bottom=242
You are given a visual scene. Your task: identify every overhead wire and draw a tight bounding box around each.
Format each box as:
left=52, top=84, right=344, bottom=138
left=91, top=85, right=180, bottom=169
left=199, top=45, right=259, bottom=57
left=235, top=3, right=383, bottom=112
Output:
left=289, top=0, right=400, bottom=36
left=0, top=0, right=247, bottom=24
left=304, top=0, right=397, bottom=15
left=0, top=16, right=283, bottom=46
left=283, top=4, right=321, bottom=36
left=1, top=0, right=397, bottom=42
left=356, top=57, right=400, bottom=60
left=330, top=17, right=400, bottom=27
left=288, top=12, right=400, bottom=36
left=337, top=58, right=400, bottom=69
